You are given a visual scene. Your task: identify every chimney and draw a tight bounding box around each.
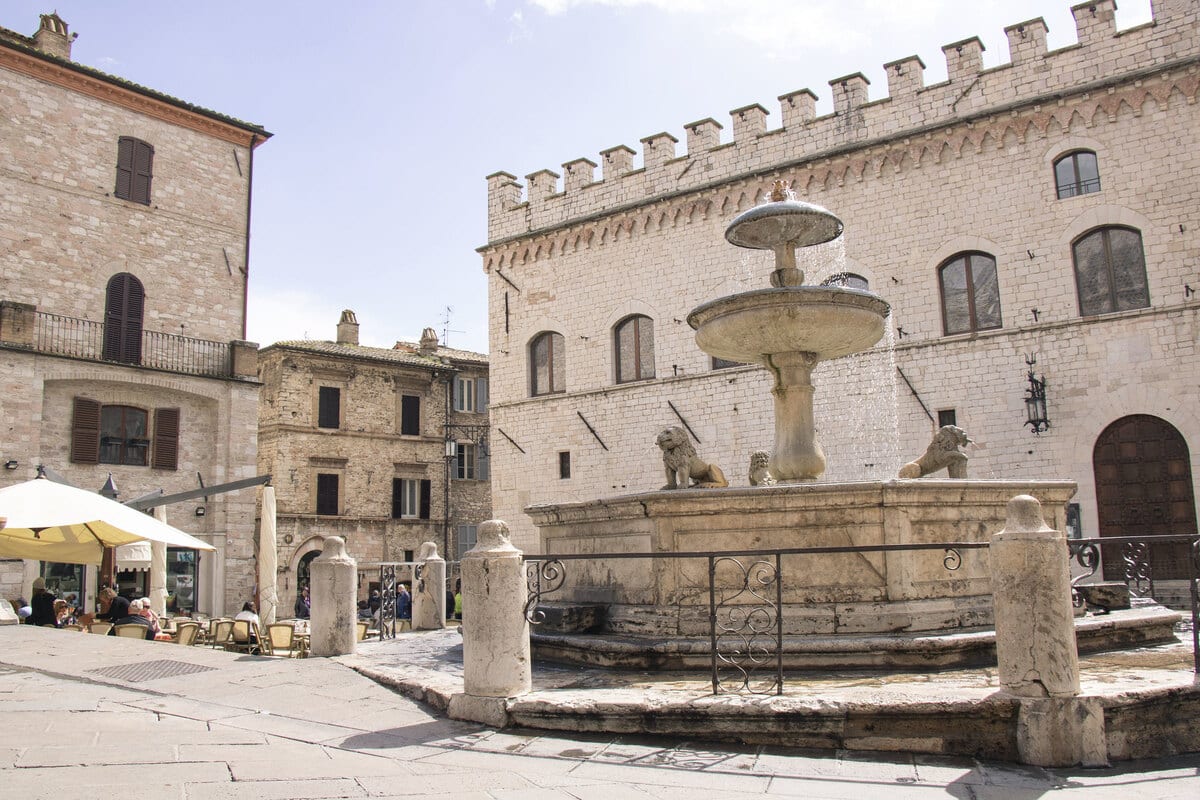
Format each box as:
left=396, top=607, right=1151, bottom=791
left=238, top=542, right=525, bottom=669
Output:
left=336, top=310, right=359, bottom=345
left=419, top=327, right=439, bottom=355
left=33, top=13, right=76, bottom=60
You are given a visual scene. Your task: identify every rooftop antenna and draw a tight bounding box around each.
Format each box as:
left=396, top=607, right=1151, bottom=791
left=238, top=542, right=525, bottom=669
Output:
left=441, top=305, right=464, bottom=347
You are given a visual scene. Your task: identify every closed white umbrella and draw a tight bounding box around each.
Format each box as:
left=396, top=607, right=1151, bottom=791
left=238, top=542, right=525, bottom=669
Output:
left=258, top=485, right=278, bottom=625
left=0, top=477, right=214, bottom=564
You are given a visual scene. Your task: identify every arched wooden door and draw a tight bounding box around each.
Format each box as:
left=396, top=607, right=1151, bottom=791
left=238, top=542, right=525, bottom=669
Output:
left=1093, top=415, right=1197, bottom=580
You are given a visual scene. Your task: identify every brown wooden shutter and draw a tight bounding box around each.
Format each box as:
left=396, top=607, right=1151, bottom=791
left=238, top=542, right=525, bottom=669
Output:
left=131, top=139, right=153, bottom=204
left=114, top=137, right=134, bottom=200
left=400, top=395, right=420, bottom=435
left=419, top=479, right=431, bottom=520
left=103, top=273, right=144, bottom=365
left=70, top=397, right=101, bottom=464
left=152, top=407, right=180, bottom=470
left=316, top=474, right=339, bottom=515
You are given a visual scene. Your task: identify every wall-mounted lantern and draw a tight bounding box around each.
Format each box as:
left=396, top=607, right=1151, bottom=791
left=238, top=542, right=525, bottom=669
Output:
left=1024, top=354, right=1049, bottom=435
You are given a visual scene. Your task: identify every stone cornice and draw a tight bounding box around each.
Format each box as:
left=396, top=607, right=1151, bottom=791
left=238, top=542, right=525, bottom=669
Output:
left=0, top=44, right=269, bottom=148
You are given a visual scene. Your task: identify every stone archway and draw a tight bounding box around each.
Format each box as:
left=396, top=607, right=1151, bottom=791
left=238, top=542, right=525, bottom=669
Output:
left=1093, top=415, right=1197, bottom=580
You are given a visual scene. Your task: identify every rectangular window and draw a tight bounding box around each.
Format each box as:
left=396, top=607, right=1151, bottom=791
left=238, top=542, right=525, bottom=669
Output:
left=400, top=395, right=420, bottom=436
left=456, top=443, right=476, bottom=480
left=456, top=525, right=478, bottom=560
left=393, top=478, right=420, bottom=519
left=316, top=473, right=339, bottom=515
left=72, top=398, right=177, bottom=468
left=454, top=377, right=476, bottom=413
left=559, top=451, right=571, bottom=479
left=403, top=549, right=415, bottom=563
left=115, top=136, right=153, bottom=205
left=318, top=386, right=340, bottom=429
left=937, top=409, right=957, bottom=428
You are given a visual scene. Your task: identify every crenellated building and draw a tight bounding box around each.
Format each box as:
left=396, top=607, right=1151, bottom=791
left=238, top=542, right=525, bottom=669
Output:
left=256, top=313, right=491, bottom=605
left=480, top=0, right=1200, bottom=587
left=0, top=13, right=270, bottom=614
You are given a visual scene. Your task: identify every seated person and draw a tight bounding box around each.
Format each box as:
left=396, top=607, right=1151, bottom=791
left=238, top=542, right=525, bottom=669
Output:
left=53, top=599, right=75, bottom=628
left=357, top=600, right=374, bottom=620
left=110, top=598, right=156, bottom=640
left=15, top=597, right=32, bottom=621
left=28, top=578, right=57, bottom=627
left=234, top=602, right=260, bottom=643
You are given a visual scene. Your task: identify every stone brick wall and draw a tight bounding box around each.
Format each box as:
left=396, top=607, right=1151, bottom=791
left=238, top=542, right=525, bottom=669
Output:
left=0, top=16, right=266, bottom=613
left=482, top=0, right=1200, bottom=553
left=257, top=332, right=491, bottom=602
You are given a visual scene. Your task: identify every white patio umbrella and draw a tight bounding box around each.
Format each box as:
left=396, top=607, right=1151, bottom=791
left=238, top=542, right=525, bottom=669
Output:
left=0, top=476, right=215, bottom=564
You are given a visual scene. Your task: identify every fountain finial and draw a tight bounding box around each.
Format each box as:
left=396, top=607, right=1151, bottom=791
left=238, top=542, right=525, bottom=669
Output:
left=769, top=180, right=791, bottom=202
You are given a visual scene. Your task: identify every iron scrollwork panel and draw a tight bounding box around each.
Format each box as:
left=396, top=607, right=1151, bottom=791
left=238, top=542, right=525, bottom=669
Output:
left=1122, top=541, right=1154, bottom=598
left=1068, top=541, right=1102, bottom=609
left=709, top=556, right=781, bottom=696
left=379, top=564, right=397, bottom=639
left=524, top=559, right=565, bottom=625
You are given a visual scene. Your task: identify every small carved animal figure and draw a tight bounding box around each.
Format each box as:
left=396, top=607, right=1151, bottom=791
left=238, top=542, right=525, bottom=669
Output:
left=898, top=425, right=972, bottom=479
left=748, top=451, right=776, bottom=486
left=656, top=426, right=728, bottom=490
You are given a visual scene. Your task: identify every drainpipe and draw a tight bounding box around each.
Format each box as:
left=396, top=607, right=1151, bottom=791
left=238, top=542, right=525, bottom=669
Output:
left=241, top=134, right=257, bottom=341
left=443, top=371, right=453, bottom=559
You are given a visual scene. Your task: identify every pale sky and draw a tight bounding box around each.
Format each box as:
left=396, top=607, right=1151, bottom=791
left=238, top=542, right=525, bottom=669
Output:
left=7, top=1, right=1153, bottom=355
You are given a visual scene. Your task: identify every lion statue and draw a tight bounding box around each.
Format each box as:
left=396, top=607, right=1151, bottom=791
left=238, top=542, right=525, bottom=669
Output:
left=748, top=451, right=776, bottom=486
left=898, top=425, right=972, bottom=479
left=656, top=426, right=728, bottom=489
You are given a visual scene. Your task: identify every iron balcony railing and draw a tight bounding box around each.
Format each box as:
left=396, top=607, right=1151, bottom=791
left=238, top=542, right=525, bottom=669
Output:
left=32, top=311, right=232, bottom=378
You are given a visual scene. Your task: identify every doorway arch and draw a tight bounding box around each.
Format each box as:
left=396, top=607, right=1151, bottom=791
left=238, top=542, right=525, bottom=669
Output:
left=1093, top=414, right=1196, bottom=580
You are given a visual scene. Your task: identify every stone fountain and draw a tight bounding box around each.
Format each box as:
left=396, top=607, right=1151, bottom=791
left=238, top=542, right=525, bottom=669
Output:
left=689, top=183, right=889, bottom=482
left=525, top=187, right=1178, bottom=670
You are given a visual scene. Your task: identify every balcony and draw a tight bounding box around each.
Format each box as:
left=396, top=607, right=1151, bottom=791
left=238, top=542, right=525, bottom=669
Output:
left=0, top=302, right=257, bottom=380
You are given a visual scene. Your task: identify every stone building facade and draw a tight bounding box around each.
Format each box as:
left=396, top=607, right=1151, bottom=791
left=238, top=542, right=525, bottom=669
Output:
left=257, top=312, right=490, bottom=604
left=481, top=0, right=1200, bottom=563
left=0, top=13, right=270, bottom=614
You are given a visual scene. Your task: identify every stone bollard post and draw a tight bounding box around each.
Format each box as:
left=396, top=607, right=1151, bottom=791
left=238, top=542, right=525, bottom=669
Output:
left=412, top=541, right=446, bottom=630
left=309, top=536, right=357, bottom=657
left=991, top=495, right=1106, bottom=767
left=448, top=520, right=531, bottom=727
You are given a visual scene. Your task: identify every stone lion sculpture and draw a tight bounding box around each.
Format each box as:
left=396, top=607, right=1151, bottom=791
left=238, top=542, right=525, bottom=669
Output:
left=898, top=425, right=972, bottom=479
left=656, top=426, right=728, bottom=489
left=748, top=451, right=776, bottom=486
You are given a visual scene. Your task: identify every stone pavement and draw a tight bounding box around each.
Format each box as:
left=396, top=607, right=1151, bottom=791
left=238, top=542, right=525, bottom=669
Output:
left=2, top=625, right=1198, bottom=799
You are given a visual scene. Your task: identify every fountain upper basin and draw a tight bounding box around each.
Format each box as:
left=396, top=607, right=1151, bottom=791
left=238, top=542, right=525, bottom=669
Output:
left=687, top=286, right=891, bottom=364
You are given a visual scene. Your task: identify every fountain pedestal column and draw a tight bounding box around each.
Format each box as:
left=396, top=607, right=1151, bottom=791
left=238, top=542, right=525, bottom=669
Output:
left=768, top=351, right=825, bottom=481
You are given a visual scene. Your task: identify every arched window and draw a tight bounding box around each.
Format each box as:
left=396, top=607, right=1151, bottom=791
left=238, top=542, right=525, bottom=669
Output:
left=103, top=273, right=144, bottom=364
left=1073, top=226, right=1149, bottom=316
left=614, top=315, right=655, bottom=383
left=529, top=331, right=565, bottom=396
left=820, top=272, right=869, bottom=290
left=1054, top=150, right=1100, bottom=199
left=938, top=252, right=1002, bottom=335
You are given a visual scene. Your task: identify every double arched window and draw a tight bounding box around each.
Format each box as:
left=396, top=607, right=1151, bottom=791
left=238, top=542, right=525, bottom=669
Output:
left=1072, top=226, right=1149, bottom=316
left=1054, top=150, right=1100, bottom=199
left=938, top=252, right=1002, bottom=335
left=529, top=331, right=565, bottom=396
left=613, top=315, right=655, bottom=383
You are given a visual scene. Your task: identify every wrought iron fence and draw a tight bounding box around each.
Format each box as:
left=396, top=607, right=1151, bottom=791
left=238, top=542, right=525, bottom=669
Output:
left=527, top=534, right=1200, bottom=695
left=525, top=541, right=987, bottom=696
left=32, top=311, right=232, bottom=378
left=1069, top=533, right=1200, bottom=672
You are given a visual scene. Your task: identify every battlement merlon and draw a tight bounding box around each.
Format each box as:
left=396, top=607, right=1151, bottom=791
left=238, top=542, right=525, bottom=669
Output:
left=685, top=118, right=723, bottom=154
left=482, top=0, right=1197, bottom=246
left=829, top=74, right=870, bottom=116
left=1005, top=18, right=1049, bottom=66
left=1072, top=0, right=1118, bottom=46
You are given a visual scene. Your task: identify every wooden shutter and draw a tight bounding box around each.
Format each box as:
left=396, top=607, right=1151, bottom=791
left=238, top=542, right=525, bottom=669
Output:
left=475, top=378, right=488, bottom=413
left=419, top=479, right=431, bottom=520
left=131, top=139, right=153, bottom=204
left=103, top=273, right=144, bottom=365
left=391, top=478, right=403, bottom=519
left=477, top=444, right=489, bottom=481
left=114, top=137, right=134, bottom=200
left=70, top=397, right=101, bottom=464
left=152, top=408, right=180, bottom=470
left=400, top=395, right=420, bottom=436
left=316, top=474, right=339, bottom=515
left=318, top=387, right=340, bottom=428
